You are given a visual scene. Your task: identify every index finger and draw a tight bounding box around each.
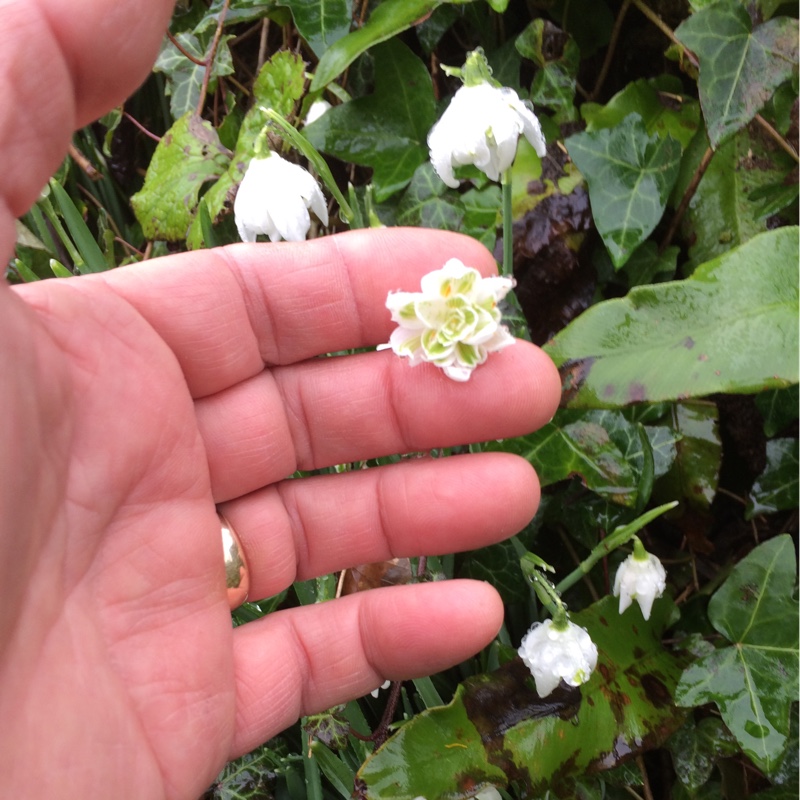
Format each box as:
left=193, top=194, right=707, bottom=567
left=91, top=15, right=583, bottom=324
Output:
left=97, top=228, right=500, bottom=398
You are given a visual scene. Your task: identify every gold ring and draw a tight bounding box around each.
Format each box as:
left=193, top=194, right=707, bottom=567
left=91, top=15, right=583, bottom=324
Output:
left=219, top=512, right=249, bottom=610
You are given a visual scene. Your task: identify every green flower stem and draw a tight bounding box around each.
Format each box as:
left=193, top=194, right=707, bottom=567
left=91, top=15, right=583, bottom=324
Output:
left=261, top=108, right=355, bottom=225
left=501, top=168, right=513, bottom=278
left=555, top=501, right=678, bottom=594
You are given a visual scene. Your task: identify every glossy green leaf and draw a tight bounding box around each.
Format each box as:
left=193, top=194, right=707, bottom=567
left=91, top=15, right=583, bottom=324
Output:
left=311, top=0, right=465, bottom=90
left=668, top=717, right=739, bottom=791
left=153, top=31, right=234, bottom=119
left=49, top=180, right=107, bottom=273
left=675, top=4, right=798, bottom=146
left=657, top=401, right=720, bottom=511
left=357, top=596, right=688, bottom=798
left=755, top=385, right=799, bottom=437
left=673, top=125, right=796, bottom=271
left=746, top=438, right=799, bottom=519
left=486, top=409, right=652, bottom=507
left=283, top=0, right=353, bottom=56
left=131, top=113, right=231, bottom=241
left=566, top=113, right=682, bottom=267
left=545, top=227, right=800, bottom=407
left=305, top=40, right=435, bottom=200
left=676, top=535, right=799, bottom=772
left=186, top=51, right=306, bottom=248
left=459, top=539, right=530, bottom=604
left=581, top=77, right=702, bottom=149
left=396, top=162, right=463, bottom=231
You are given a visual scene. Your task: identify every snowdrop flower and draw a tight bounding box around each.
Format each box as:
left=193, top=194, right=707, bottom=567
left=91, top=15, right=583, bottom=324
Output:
left=234, top=151, right=328, bottom=243
left=380, top=258, right=516, bottom=381
left=304, top=99, right=331, bottom=126
left=370, top=680, right=391, bottom=699
left=613, top=539, right=667, bottom=621
left=428, top=51, right=546, bottom=188
left=518, top=617, right=598, bottom=698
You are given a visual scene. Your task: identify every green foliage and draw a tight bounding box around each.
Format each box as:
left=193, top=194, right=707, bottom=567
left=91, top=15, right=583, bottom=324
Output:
left=357, top=596, right=689, bottom=798
left=545, top=228, right=799, bottom=407
left=14, top=0, right=798, bottom=796
left=676, top=535, right=799, bottom=772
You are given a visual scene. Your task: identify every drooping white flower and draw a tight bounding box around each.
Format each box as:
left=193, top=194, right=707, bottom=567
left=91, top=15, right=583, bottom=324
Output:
left=370, top=679, right=391, bottom=699
left=304, top=99, right=331, bottom=126
left=518, top=617, right=598, bottom=698
left=380, top=258, right=516, bottom=382
left=428, top=79, right=546, bottom=188
left=613, top=544, right=667, bottom=621
left=234, top=151, right=328, bottom=243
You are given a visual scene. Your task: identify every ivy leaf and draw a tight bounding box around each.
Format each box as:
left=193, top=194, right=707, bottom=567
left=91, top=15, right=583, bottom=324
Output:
left=675, top=3, right=799, bottom=147
left=565, top=113, right=682, bottom=267
left=746, top=439, right=799, bottom=519
left=657, top=401, right=721, bottom=511
left=545, top=227, right=800, bottom=407
left=305, top=39, right=435, bottom=200
left=396, top=162, right=463, bottom=231
left=755, top=385, right=800, bottom=438
left=486, top=409, right=653, bottom=508
left=131, top=113, right=231, bottom=241
left=676, top=535, right=799, bottom=772
left=356, top=596, right=688, bottom=798
left=581, top=76, right=701, bottom=149
left=282, top=0, right=353, bottom=57
left=153, top=32, right=234, bottom=119
left=673, top=125, right=796, bottom=272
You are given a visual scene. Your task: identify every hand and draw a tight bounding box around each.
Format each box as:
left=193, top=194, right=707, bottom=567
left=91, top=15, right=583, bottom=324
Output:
left=0, top=3, right=561, bottom=799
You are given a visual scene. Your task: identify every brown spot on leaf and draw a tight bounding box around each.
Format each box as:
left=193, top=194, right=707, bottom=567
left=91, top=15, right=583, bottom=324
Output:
left=683, top=336, right=695, bottom=349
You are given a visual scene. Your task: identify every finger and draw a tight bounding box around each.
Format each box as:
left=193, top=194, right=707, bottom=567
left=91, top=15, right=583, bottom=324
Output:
left=229, top=580, right=504, bottom=758
left=2, top=0, right=174, bottom=223
left=95, top=228, right=499, bottom=398
left=197, top=341, right=559, bottom=501
left=219, top=452, right=539, bottom=600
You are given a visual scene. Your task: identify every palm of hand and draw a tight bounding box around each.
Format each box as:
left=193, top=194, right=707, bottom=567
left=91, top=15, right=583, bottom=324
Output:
left=3, top=236, right=559, bottom=799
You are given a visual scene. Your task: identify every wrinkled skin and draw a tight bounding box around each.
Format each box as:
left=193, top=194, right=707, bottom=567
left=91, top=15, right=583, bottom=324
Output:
left=0, top=2, right=561, bottom=798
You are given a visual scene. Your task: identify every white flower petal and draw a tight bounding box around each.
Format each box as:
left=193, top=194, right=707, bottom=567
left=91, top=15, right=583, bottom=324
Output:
left=381, top=259, right=516, bottom=380
left=304, top=99, right=331, bottom=126
left=518, top=618, right=598, bottom=697
left=613, top=552, right=667, bottom=621
left=234, top=153, right=327, bottom=243
left=428, top=80, right=545, bottom=186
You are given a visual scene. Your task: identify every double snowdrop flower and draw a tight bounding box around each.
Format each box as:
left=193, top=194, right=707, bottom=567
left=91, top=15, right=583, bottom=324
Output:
left=428, top=50, right=546, bottom=188
left=613, top=539, right=667, bottom=621
left=234, top=151, right=328, bottom=243
left=518, top=616, right=598, bottom=698
left=380, top=258, right=516, bottom=381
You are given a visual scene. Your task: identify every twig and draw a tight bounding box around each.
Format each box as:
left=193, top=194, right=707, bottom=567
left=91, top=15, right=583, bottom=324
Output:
left=659, top=144, right=714, bottom=253
left=257, top=17, right=270, bottom=73
left=197, top=0, right=231, bottom=115
left=589, top=0, right=633, bottom=101
left=68, top=142, right=101, bottom=181
left=637, top=754, right=655, bottom=800
left=756, top=113, right=800, bottom=163
left=123, top=112, right=161, bottom=143
left=166, top=30, right=206, bottom=65
left=557, top=527, right=600, bottom=601
left=372, top=681, right=402, bottom=748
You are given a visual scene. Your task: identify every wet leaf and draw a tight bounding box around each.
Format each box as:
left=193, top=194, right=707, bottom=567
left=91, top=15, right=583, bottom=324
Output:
left=668, top=716, right=739, bottom=791
left=282, top=0, right=353, bottom=57
left=304, top=706, right=351, bottom=751
left=131, top=113, right=231, bottom=241
left=746, top=438, right=799, bottom=519
left=208, top=747, right=279, bottom=799
left=566, top=113, right=682, bottom=267
left=311, top=0, right=460, bottom=90
left=545, top=227, right=800, bottom=407
left=676, top=535, right=799, bottom=772
left=581, top=76, right=702, bottom=149
left=673, top=125, right=796, bottom=271
left=186, top=51, right=306, bottom=248
left=459, top=539, right=530, bottom=604
left=516, top=19, right=580, bottom=122
left=154, top=32, right=234, bottom=119
left=755, top=385, right=799, bottom=437
left=395, top=162, right=464, bottom=231
left=658, top=401, right=721, bottom=511
left=675, top=4, right=798, bottom=146
left=486, top=409, right=651, bottom=507
left=305, top=39, right=435, bottom=200
left=356, top=596, right=688, bottom=798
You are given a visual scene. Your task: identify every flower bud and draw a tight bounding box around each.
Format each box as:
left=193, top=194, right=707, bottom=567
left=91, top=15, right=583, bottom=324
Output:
left=613, top=546, right=667, bottom=621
